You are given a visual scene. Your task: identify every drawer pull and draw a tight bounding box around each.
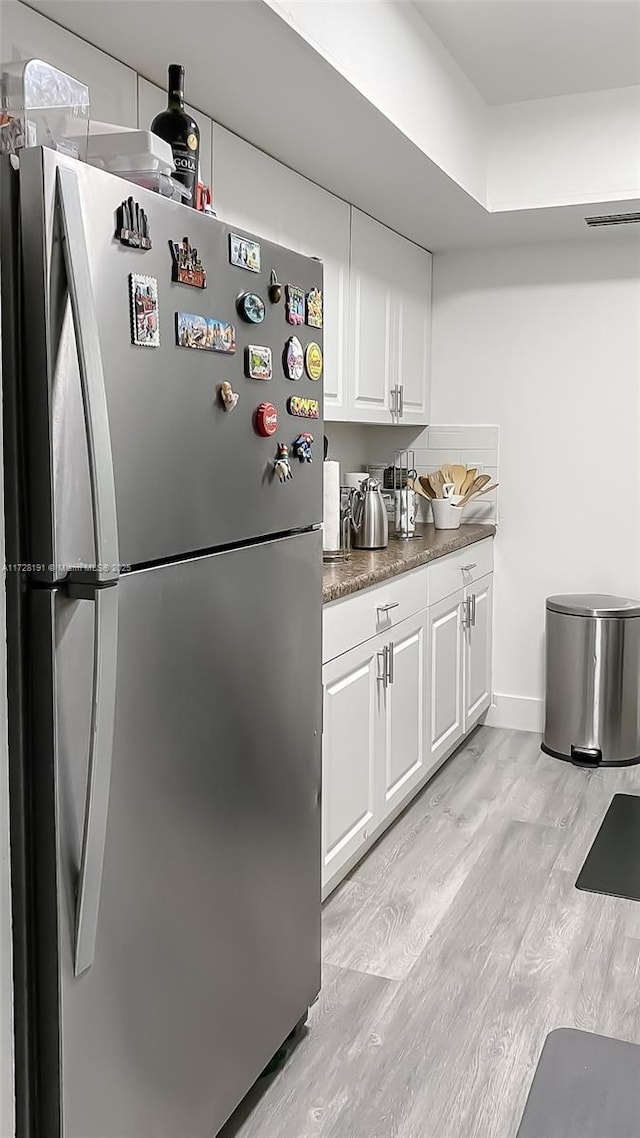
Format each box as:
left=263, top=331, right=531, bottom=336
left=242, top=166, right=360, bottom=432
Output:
left=377, top=601, right=399, bottom=614
left=460, top=563, right=477, bottom=572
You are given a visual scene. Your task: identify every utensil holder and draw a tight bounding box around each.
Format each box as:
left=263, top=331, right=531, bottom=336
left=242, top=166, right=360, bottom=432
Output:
left=392, top=449, right=421, bottom=540
left=431, top=498, right=463, bottom=530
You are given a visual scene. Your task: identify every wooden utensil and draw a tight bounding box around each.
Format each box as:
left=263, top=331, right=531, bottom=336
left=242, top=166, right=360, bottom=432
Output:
left=441, top=464, right=455, bottom=485
left=460, top=468, right=477, bottom=496
left=429, top=470, right=445, bottom=498
left=407, top=476, right=431, bottom=502
left=453, top=479, right=498, bottom=507
left=452, top=473, right=491, bottom=507
left=418, top=476, right=436, bottom=499
left=452, top=465, right=467, bottom=493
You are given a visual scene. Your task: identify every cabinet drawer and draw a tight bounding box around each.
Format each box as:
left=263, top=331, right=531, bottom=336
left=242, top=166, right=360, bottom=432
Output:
left=323, top=567, right=427, bottom=663
left=428, top=539, right=494, bottom=607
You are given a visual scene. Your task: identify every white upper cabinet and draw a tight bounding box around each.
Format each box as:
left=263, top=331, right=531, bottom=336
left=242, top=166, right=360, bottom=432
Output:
left=213, top=126, right=350, bottom=420
left=393, top=230, right=432, bottom=424
left=137, top=78, right=213, bottom=192
left=349, top=208, right=431, bottom=425
left=348, top=209, right=396, bottom=422
left=2, top=1, right=137, bottom=127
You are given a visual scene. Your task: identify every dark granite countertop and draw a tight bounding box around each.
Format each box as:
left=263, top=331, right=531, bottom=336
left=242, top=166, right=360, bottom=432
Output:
left=323, top=523, right=496, bottom=604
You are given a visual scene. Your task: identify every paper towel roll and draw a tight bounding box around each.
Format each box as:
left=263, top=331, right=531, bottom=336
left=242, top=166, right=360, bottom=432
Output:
left=323, top=460, right=341, bottom=551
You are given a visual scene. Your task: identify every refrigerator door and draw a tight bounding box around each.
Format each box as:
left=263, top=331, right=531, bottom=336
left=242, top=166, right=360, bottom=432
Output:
left=18, top=148, right=323, bottom=579
left=30, top=529, right=322, bottom=1138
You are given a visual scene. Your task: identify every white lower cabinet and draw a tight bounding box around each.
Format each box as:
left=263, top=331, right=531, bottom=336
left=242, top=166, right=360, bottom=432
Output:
left=384, top=612, right=429, bottom=813
left=428, top=589, right=465, bottom=767
left=464, top=574, right=494, bottom=729
left=322, top=639, right=381, bottom=889
left=322, top=545, right=494, bottom=896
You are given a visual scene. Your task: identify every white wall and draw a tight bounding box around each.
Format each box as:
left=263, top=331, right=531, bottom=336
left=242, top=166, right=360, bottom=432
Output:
left=431, top=237, right=640, bottom=731
left=489, top=85, right=640, bottom=211
left=264, top=0, right=488, bottom=204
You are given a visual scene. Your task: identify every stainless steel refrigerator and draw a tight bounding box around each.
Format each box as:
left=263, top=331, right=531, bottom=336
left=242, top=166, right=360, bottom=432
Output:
left=1, top=147, right=323, bottom=1137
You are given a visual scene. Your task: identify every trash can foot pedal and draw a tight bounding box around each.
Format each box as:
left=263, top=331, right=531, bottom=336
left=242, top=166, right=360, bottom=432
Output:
left=571, top=745, right=602, bottom=767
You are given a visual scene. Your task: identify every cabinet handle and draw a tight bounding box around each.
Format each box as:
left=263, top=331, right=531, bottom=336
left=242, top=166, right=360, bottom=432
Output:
left=398, top=384, right=404, bottom=418
left=387, top=641, right=394, bottom=685
left=378, top=646, right=389, bottom=687
left=390, top=386, right=397, bottom=418
left=377, top=601, right=399, bottom=614
left=471, top=592, right=477, bottom=627
left=460, top=563, right=476, bottom=572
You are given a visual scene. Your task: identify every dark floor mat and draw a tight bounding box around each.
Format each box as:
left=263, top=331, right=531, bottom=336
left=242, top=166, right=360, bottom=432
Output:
left=576, top=793, right=640, bottom=901
left=516, top=1028, right=640, bottom=1137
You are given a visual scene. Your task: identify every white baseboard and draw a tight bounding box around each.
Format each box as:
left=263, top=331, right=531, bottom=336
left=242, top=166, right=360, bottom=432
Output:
left=484, top=693, right=543, bottom=734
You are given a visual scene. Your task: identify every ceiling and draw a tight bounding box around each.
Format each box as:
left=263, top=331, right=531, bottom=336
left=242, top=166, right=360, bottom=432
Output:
left=23, top=0, right=640, bottom=249
left=414, top=0, right=640, bottom=104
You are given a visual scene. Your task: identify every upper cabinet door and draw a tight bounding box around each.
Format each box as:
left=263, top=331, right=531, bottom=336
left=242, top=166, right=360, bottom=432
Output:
left=348, top=209, right=396, bottom=423
left=348, top=209, right=431, bottom=425
left=394, top=235, right=432, bottom=425
left=212, top=126, right=350, bottom=421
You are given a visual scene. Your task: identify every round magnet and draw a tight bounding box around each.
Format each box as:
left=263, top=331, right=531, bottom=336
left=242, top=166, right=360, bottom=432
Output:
left=255, top=401, right=278, bottom=437
left=284, top=336, right=304, bottom=381
left=305, top=341, right=323, bottom=381
left=237, top=292, right=265, bottom=324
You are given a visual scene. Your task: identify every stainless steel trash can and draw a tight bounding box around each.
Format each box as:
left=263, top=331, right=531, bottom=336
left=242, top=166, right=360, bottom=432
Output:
left=542, top=594, right=640, bottom=766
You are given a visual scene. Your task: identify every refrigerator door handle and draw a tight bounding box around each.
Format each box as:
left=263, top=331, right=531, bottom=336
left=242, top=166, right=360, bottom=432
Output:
left=70, top=582, right=119, bottom=976
left=55, top=165, right=119, bottom=584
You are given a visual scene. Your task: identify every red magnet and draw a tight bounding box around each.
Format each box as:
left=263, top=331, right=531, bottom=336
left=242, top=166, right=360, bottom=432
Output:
left=255, top=401, right=278, bottom=437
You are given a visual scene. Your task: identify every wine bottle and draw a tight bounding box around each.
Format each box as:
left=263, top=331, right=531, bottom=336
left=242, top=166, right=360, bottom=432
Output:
left=151, top=64, right=200, bottom=207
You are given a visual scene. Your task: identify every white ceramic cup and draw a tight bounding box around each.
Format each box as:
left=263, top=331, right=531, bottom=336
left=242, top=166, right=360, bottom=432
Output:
left=432, top=498, right=462, bottom=530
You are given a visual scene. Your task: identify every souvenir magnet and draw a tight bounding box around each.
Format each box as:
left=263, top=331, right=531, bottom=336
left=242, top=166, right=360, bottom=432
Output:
left=284, top=336, right=304, bottom=380
left=285, top=284, right=305, bottom=326
left=292, top=433, right=314, bottom=463
left=273, top=442, right=293, bottom=482
left=269, top=269, right=282, bottom=304
left=306, top=287, right=323, bottom=328
left=237, top=292, right=266, bottom=323
left=219, top=381, right=239, bottom=412
left=255, top=401, right=278, bottom=437
left=229, top=232, right=261, bottom=272
left=130, top=274, right=160, bottom=347
left=287, top=395, right=320, bottom=419
left=176, top=313, right=236, bottom=353
left=246, top=345, right=273, bottom=380
left=117, top=197, right=151, bottom=249
left=305, top=341, right=323, bottom=380
left=170, top=237, right=207, bottom=288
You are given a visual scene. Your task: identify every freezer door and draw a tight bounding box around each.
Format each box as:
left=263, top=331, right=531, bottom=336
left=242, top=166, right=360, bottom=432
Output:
left=19, top=148, right=323, bottom=578
left=30, top=530, right=321, bottom=1138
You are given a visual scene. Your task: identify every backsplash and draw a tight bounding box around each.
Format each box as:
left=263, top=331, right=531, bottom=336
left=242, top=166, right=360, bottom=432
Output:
left=325, top=423, right=500, bottom=525
left=410, top=424, right=499, bottom=524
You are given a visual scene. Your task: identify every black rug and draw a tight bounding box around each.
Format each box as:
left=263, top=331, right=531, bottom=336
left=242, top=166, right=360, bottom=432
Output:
left=576, top=793, right=640, bottom=901
left=516, top=1028, right=640, bottom=1137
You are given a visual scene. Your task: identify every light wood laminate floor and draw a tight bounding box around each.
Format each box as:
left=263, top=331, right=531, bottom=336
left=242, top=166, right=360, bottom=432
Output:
left=220, top=727, right=640, bottom=1138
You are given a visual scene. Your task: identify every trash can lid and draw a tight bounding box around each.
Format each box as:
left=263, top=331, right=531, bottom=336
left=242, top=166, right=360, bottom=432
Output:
left=547, top=594, right=640, bottom=618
